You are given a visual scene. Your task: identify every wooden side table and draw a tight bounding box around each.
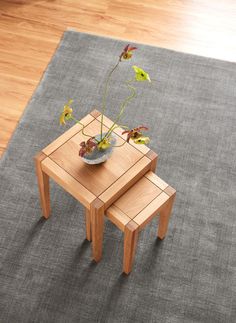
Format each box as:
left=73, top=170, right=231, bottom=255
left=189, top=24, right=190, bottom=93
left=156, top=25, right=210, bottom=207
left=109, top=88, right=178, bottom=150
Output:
left=34, top=110, right=158, bottom=262
left=105, top=171, right=176, bottom=274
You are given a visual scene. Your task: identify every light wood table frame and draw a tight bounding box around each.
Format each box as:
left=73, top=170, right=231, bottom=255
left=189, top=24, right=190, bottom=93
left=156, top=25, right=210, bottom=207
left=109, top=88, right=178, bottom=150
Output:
left=106, top=171, right=176, bottom=274
left=34, top=110, right=158, bottom=262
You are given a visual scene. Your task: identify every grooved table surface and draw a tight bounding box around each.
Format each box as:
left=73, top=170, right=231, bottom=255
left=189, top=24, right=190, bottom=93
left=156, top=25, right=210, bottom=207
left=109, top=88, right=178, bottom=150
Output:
left=40, top=110, right=156, bottom=210
left=107, top=170, right=175, bottom=232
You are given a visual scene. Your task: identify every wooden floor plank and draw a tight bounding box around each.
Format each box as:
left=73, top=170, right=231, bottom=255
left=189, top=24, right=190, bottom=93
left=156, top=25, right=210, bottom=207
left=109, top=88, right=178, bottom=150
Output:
left=0, top=0, right=235, bottom=157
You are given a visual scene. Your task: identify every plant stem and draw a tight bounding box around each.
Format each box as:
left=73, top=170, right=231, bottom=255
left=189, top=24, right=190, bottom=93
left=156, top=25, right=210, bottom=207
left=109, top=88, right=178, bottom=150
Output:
left=70, top=116, right=99, bottom=142
left=112, top=140, right=127, bottom=148
left=104, top=80, right=136, bottom=139
left=111, top=124, right=130, bottom=131
left=100, top=59, right=120, bottom=140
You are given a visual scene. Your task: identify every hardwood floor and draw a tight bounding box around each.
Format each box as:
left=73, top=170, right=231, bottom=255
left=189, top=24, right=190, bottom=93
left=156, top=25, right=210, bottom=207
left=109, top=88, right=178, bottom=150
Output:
left=0, top=0, right=235, bottom=157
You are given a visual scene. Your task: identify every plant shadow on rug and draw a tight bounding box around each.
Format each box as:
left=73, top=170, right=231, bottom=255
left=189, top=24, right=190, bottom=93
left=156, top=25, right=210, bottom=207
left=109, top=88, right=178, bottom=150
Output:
left=0, top=31, right=235, bottom=323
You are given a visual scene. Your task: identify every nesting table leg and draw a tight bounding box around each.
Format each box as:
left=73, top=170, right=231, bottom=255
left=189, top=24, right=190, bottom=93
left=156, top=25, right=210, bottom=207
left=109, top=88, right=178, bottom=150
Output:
left=158, top=194, right=175, bottom=240
left=123, top=220, right=139, bottom=274
left=90, top=199, right=105, bottom=262
left=34, top=152, right=50, bottom=218
left=85, top=208, right=92, bottom=242
left=146, top=150, right=158, bottom=172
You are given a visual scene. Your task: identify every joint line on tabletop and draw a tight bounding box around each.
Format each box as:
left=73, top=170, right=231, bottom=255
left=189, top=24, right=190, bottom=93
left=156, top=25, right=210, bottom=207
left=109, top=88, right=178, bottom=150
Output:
left=47, top=155, right=98, bottom=198
left=98, top=155, right=149, bottom=199
left=95, top=116, right=149, bottom=156
left=46, top=116, right=96, bottom=156
left=114, top=189, right=163, bottom=222
left=145, top=175, right=169, bottom=192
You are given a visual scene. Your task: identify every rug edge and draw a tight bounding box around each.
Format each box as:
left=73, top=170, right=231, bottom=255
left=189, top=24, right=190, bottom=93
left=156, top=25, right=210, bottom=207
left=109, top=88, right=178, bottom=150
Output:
left=66, top=27, right=236, bottom=65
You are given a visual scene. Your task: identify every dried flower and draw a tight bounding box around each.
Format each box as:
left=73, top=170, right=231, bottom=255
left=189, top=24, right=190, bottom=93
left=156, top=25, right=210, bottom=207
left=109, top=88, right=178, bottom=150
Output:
left=122, top=126, right=149, bottom=144
left=59, top=99, right=73, bottom=125
left=133, top=136, right=150, bottom=144
left=132, top=66, right=151, bottom=82
left=58, top=44, right=154, bottom=161
left=79, top=138, right=97, bottom=157
left=97, top=137, right=111, bottom=150
left=120, top=44, right=137, bottom=61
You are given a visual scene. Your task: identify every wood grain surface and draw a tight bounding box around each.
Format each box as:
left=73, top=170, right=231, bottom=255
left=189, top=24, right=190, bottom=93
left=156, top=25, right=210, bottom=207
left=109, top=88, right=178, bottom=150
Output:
left=49, top=118, right=143, bottom=196
left=1, top=0, right=236, bottom=157
left=105, top=170, right=176, bottom=273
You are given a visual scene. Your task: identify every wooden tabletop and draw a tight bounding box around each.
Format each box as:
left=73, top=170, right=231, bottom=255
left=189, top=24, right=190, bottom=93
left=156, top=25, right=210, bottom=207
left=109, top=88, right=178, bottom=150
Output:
left=41, top=110, right=157, bottom=211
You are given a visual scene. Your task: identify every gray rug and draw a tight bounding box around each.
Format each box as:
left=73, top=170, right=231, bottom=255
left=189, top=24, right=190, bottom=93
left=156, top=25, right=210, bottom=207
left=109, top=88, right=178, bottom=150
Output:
left=0, top=31, right=236, bottom=323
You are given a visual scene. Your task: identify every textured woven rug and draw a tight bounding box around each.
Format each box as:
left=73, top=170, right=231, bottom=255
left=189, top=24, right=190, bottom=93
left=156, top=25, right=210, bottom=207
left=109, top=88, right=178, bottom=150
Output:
left=0, top=31, right=236, bottom=323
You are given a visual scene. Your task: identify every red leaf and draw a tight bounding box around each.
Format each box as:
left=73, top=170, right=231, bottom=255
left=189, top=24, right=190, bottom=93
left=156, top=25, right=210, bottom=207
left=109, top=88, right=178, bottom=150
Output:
left=129, top=47, right=137, bottom=51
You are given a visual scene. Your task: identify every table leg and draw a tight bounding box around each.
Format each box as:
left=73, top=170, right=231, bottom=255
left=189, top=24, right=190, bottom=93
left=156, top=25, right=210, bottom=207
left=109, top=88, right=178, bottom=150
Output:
left=34, top=152, right=50, bottom=218
left=85, top=208, right=92, bottom=241
left=90, top=199, right=105, bottom=262
left=146, top=150, right=158, bottom=172
left=123, top=220, right=139, bottom=274
left=158, top=194, right=175, bottom=239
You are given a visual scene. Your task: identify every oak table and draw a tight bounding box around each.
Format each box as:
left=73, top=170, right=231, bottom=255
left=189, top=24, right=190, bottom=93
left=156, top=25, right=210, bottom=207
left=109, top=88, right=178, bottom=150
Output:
left=106, top=170, right=176, bottom=273
left=34, top=110, right=158, bottom=262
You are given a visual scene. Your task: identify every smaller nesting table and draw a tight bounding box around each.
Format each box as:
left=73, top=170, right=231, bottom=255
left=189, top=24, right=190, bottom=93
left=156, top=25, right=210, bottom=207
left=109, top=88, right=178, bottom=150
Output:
left=105, top=171, right=176, bottom=273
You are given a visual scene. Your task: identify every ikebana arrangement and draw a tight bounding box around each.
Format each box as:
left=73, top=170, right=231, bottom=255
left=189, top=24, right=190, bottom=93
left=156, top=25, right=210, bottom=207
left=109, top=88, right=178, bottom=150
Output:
left=59, top=44, right=152, bottom=164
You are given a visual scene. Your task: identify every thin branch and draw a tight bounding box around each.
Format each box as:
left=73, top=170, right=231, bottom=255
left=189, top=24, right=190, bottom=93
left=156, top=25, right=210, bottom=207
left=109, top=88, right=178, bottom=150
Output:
left=100, top=59, right=120, bottom=140
left=112, top=140, right=127, bottom=148
left=70, top=116, right=99, bottom=142
left=104, top=80, right=136, bottom=139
